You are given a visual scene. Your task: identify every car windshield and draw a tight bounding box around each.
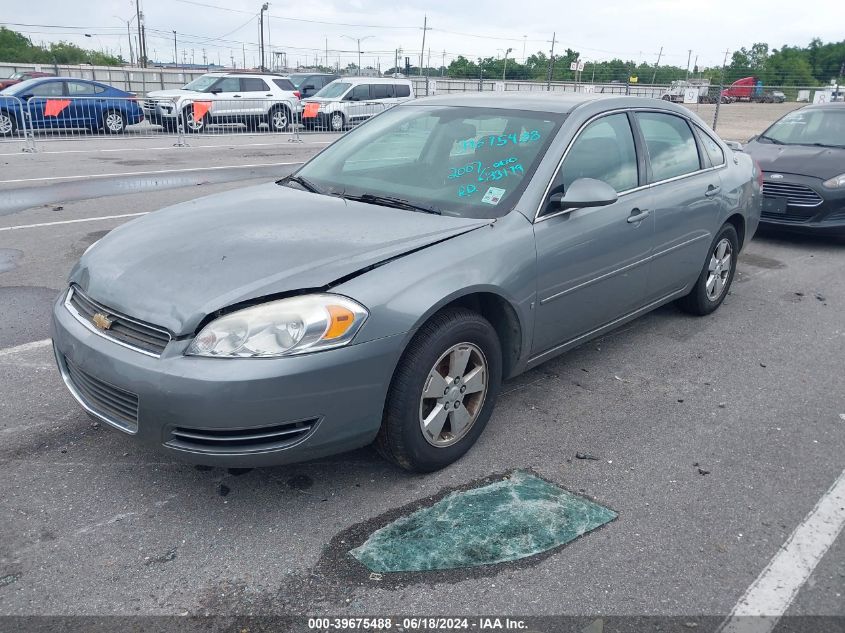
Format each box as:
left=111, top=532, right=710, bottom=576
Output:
left=760, top=108, right=845, bottom=147
left=8, top=72, right=25, bottom=80
left=288, top=74, right=309, bottom=88
left=182, top=75, right=221, bottom=92
left=291, top=105, right=565, bottom=219
left=314, top=82, right=351, bottom=99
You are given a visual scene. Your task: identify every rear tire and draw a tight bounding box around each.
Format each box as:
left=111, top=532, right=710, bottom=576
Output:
left=676, top=224, right=739, bottom=316
left=267, top=105, right=291, bottom=132
left=376, top=308, right=502, bottom=472
left=0, top=110, right=17, bottom=137
left=102, top=110, right=126, bottom=134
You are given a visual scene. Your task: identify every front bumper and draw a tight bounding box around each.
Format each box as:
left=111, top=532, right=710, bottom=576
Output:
left=760, top=173, right=845, bottom=235
left=51, top=291, right=404, bottom=467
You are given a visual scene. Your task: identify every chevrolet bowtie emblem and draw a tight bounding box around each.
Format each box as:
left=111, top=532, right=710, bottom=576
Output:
left=92, top=312, right=114, bottom=330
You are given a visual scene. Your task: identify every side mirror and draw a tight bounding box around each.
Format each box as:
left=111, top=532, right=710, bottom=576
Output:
left=548, top=178, right=618, bottom=213
left=724, top=140, right=744, bottom=151
left=209, top=88, right=221, bottom=95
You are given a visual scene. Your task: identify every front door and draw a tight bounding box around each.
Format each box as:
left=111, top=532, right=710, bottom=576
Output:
left=532, top=112, right=655, bottom=356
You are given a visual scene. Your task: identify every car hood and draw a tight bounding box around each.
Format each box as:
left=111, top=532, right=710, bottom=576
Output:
left=745, top=141, right=845, bottom=180
left=71, top=183, right=491, bottom=336
left=145, top=89, right=203, bottom=99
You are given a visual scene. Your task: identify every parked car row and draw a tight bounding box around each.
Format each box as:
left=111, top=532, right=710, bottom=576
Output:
left=0, top=71, right=417, bottom=136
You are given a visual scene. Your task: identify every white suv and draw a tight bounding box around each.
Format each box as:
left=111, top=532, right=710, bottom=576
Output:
left=302, top=77, right=414, bottom=131
left=143, top=73, right=301, bottom=133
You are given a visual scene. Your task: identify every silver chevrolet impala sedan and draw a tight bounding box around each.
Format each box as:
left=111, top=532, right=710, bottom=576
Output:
left=51, top=94, right=761, bottom=472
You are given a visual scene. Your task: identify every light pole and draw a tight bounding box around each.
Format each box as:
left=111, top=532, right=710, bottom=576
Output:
left=113, top=15, right=136, bottom=66
left=259, top=3, right=269, bottom=71
left=502, top=47, right=512, bottom=80
left=342, top=35, right=374, bottom=76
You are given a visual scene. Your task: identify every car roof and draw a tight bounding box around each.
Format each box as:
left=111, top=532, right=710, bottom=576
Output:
left=340, top=76, right=412, bottom=84
left=803, top=102, right=845, bottom=111
left=400, top=92, right=622, bottom=113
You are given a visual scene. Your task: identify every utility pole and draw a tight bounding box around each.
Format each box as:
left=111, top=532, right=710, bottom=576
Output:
left=135, top=0, right=145, bottom=67
left=686, top=49, right=692, bottom=80
left=395, top=48, right=399, bottom=75
left=522, top=35, right=527, bottom=63
left=693, top=54, right=699, bottom=78
left=326, top=38, right=329, bottom=71
left=419, top=15, right=431, bottom=76
left=242, top=43, right=247, bottom=69
left=173, top=31, right=177, bottom=67
left=442, top=50, right=446, bottom=76
left=546, top=32, right=556, bottom=91
left=202, top=49, right=207, bottom=67
left=230, top=52, right=235, bottom=69
left=651, top=46, right=663, bottom=84
left=259, top=3, right=269, bottom=71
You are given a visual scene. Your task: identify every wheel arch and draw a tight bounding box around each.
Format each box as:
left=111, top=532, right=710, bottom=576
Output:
left=402, top=289, right=525, bottom=380
left=725, top=212, right=746, bottom=248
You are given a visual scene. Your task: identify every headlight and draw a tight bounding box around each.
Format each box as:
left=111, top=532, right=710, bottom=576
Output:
left=822, top=173, right=845, bottom=189
left=187, top=294, right=368, bottom=358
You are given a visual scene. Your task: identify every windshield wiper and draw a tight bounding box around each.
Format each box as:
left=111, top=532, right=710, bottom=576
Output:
left=758, top=134, right=785, bottom=145
left=337, top=193, right=442, bottom=215
left=280, top=174, right=323, bottom=194
left=808, top=142, right=845, bottom=149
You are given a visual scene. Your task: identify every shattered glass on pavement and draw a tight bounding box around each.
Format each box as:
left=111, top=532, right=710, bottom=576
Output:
left=350, top=471, right=617, bottom=573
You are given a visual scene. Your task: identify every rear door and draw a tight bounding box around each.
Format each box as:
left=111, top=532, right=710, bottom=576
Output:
left=633, top=111, right=723, bottom=301
left=65, top=81, right=99, bottom=127
left=532, top=111, right=655, bottom=356
left=239, top=77, right=272, bottom=117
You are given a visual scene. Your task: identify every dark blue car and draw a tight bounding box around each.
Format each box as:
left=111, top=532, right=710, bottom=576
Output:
left=0, top=77, right=143, bottom=136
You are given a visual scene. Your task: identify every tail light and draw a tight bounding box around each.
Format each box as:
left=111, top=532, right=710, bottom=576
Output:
left=293, top=91, right=301, bottom=99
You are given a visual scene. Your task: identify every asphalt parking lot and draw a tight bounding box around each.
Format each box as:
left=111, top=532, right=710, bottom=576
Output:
left=0, top=109, right=843, bottom=624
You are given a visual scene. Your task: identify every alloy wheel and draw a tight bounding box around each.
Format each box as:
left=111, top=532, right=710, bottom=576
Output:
left=331, top=114, right=344, bottom=131
left=419, top=342, right=488, bottom=448
left=706, top=238, right=733, bottom=301
left=271, top=110, right=288, bottom=130
left=105, top=112, right=124, bottom=132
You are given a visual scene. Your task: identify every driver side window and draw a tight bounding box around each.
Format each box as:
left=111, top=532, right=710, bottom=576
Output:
left=348, top=84, right=370, bottom=101
left=555, top=113, right=639, bottom=194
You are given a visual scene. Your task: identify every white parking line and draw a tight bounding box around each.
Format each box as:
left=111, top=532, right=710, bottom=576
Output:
left=719, top=468, right=845, bottom=633
left=0, top=339, right=52, bottom=358
left=0, top=213, right=148, bottom=232
left=0, top=161, right=301, bottom=184
left=0, top=140, right=332, bottom=157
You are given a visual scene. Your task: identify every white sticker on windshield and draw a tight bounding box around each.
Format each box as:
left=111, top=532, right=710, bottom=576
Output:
left=481, top=187, right=506, bottom=205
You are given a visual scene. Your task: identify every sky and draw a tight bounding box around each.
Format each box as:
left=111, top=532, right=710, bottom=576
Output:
left=5, top=0, right=845, bottom=71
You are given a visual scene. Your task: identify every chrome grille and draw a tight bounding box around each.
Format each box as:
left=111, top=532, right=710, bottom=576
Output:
left=63, top=356, right=139, bottom=433
left=762, top=181, right=823, bottom=208
left=66, top=286, right=171, bottom=357
left=166, top=420, right=317, bottom=454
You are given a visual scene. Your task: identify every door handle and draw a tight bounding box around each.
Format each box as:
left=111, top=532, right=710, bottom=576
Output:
left=705, top=184, right=721, bottom=197
left=232, top=94, right=242, bottom=98
left=265, top=94, right=273, bottom=97
left=627, top=208, right=650, bottom=223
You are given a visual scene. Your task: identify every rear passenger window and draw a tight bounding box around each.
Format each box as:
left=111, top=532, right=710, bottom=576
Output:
left=636, top=112, right=701, bottom=182
left=241, top=78, right=270, bottom=91
left=394, top=84, right=411, bottom=98
left=696, top=126, right=725, bottom=166
left=371, top=84, right=394, bottom=99
left=67, top=82, right=93, bottom=95
left=349, top=84, right=370, bottom=100
left=558, top=113, right=639, bottom=193
left=273, top=79, right=295, bottom=91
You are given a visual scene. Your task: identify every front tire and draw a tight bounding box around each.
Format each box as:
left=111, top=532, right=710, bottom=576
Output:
left=0, top=110, right=17, bottom=137
left=102, top=110, right=126, bottom=134
left=377, top=308, right=502, bottom=472
left=676, top=224, right=739, bottom=316
left=329, top=111, right=345, bottom=131
left=181, top=107, right=206, bottom=133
